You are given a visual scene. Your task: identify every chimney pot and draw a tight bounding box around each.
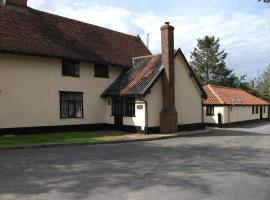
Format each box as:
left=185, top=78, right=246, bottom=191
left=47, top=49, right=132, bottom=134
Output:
left=5, top=0, right=28, bottom=7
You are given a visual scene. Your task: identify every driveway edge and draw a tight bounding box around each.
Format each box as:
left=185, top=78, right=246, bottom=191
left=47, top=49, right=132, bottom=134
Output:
left=0, top=130, right=211, bottom=150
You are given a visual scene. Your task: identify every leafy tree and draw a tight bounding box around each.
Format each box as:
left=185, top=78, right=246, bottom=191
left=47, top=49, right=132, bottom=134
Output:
left=258, top=0, right=270, bottom=3
left=255, top=64, right=270, bottom=102
left=190, top=36, right=245, bottom=87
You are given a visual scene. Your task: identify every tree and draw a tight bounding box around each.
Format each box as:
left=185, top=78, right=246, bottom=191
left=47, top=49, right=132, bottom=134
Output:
left=190, top=36, right=245, bottom=87
left=258, top=0, right=270, bottom=3
left=255, top=64, right=270, bottom=102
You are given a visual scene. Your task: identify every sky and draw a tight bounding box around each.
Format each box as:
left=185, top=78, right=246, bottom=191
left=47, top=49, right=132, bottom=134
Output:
left=28, top=0, right=270, bottom=81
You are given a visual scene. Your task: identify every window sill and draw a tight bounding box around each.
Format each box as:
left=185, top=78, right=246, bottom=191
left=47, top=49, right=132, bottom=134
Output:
left=60, top=117, right=84, bottom=119
left=94, top=76, right=109, bottom=79
left=62, top=75, right=80, bottom=78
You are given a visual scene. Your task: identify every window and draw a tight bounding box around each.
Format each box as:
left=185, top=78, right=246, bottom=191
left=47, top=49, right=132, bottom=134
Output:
left=111, top=97, right=135, bottom=116
left=62, top=60, right=80, bottom=77
left=256, top=106, right=259, bottom=114
left=60, top=92, right=83, bottom=118
left=252, top=106, right=255, bottom=114
left=94, top=64, right=109, bottom=78
left=206, top=106, right=214, bottom=116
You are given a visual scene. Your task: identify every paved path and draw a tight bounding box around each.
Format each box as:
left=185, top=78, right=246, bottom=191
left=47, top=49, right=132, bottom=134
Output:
left=0, top=122, right=270, bottom=200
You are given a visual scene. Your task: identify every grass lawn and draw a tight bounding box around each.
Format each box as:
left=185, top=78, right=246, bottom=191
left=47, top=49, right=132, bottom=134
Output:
left=0, top=132, right=119, bottom=147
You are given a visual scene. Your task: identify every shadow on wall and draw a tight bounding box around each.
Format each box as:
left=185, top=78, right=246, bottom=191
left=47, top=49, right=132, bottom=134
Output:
left=0, top=128, right=270, bottom=199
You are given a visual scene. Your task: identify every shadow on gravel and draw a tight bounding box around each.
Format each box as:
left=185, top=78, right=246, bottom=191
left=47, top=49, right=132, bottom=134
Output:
left=0, top=128, right=269, bottom=199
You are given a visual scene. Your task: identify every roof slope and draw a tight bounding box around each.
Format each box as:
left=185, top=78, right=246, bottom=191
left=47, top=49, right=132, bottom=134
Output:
left=0, top=5, right=150, bottom=68
left=203, top=84, right=269, bottom=105
left=102, top=49, right=207, bottom=97
left=102, top=54, right=162, bottom=97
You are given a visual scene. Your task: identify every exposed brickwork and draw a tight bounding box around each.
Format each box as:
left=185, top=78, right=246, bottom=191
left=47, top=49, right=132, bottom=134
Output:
left=159, top=22, right=177, bottom=134
left=6, top=0, right=27, bottom=7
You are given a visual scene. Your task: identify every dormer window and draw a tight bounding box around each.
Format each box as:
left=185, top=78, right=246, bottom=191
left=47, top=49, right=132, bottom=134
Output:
left=62, top=60, right=80, bottom=77
left=94, top=64, right=109, bottom=78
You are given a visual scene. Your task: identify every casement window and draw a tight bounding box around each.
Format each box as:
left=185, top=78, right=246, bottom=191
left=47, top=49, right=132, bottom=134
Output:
left=94, top=64, right=109, bottom=78
left=111, top=97, right=135, bottom=116
left=252, top=106, right=255, bottom=114
left=256, top=106, right=259, bottom=114
left=206, top=106, right=215, bottom=116
left=60, top=92, right=83, bottom=118
left=62, top=60, right=80, bottom=77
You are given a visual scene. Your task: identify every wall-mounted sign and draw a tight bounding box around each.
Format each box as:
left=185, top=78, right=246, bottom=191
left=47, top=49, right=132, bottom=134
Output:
left=137, top=105, right=143, bottom=109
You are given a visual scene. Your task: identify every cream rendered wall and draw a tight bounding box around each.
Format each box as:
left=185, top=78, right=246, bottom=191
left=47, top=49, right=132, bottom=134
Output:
left=144, top=78, right=162, bottom=127
left=204, top=105, right=268, bottom=125
left=0, top=53, right=123, bottom=128
left=123, top=100, right=146, bottom=130
left=203, top=106, right=225, bottom=124
left=105, top=99, right=146, bottom=130
left=226, top=106, right=266, bottom=123
left=175, top=55, right=203, bottom=125
left=262, top=106, right=269, bottom=119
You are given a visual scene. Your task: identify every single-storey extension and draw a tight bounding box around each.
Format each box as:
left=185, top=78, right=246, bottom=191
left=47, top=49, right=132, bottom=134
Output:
left=203, top=84, right=270, bottom=127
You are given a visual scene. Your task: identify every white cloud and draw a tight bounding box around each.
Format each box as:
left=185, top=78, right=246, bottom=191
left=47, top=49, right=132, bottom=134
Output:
left=28, top=0, right=270, bottom=80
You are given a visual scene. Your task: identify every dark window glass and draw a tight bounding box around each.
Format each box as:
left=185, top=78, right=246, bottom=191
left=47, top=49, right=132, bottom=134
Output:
left=206, top=106, right=214, bottom=116
left=252, top=106, right=255, bottom=114
left=60, top=92, right=83, bottom=118
left=111, top=97, right=135, bottom=116
left=256, top=106, right=259, bottom=114
left=62, top=60, right=80, bottom=77
left=94, top=64, right=109, bottom=78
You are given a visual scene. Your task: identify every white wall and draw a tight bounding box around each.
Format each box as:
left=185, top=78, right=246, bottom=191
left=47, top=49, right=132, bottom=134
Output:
left=105, top=98, right=146, bottom=130
left=0, top=53, right=123, bottom=128
left=204, top=105, right=269, bottom=125
left=175, top=55, right=203, bottom=125
left=144, top=78, right=162, bottom=127
left=204, top=106, right=225, bottom=124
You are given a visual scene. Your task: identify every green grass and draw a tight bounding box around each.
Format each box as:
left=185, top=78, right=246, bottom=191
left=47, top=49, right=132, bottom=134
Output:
left=0, top=132, right=116, bottom=147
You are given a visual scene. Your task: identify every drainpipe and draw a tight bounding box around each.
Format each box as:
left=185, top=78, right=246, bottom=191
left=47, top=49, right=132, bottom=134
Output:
left=201, top=99, right=204, bottom=125
left=140, top=98, right=148, bottom=134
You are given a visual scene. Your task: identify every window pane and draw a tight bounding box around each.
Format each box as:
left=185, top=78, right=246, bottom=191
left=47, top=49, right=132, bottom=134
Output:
left=60, top=101, right=68, bottom=118
left=68, top=101, right=75, bottom=117
left=75, top=101, right=83, bottom=118
left=62, top=60, right=80, bottom=76
left=95, top=64, right=109, bottom=78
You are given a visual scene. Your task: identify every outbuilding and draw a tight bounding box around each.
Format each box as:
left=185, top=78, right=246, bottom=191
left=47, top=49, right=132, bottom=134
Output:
left=203, top=84, right=270, bottom=127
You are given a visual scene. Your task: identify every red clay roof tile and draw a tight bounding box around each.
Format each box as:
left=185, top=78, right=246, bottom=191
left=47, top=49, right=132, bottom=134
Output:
left=203, top=84, right=269, bottom=105
left=0, top=4, right=150, bottom=68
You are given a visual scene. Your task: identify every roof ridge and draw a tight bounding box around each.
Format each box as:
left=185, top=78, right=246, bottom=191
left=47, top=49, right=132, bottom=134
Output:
left=207, top=84, right=225, bottom=104
left=28, top=7, right=140, bottom=40
left=210, top=84, right=242, bottom=91
left=132, top=54, right=160, bottom=60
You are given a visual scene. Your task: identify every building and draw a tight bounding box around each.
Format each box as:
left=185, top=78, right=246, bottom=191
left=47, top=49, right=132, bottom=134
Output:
left=0, top=0, right=206, bottom=134
left=203, top=84, right=270, bottom=127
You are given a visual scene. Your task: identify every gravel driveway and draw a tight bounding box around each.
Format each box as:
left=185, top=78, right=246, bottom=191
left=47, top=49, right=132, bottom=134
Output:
left=0, top=122, right=270, bottom=200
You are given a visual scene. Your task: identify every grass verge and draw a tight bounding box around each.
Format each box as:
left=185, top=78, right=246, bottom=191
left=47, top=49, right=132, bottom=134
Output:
left=0, top=132, right=118, bottom=147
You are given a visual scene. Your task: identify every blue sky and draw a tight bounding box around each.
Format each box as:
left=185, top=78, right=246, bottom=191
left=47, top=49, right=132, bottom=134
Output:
left=28, top=0, right=270, bottom=81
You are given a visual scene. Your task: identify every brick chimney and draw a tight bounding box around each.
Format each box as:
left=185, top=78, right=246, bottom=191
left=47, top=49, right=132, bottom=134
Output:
left=159, top=22, right=178, bottom=133
left=3, top=0, right=28, bottom=7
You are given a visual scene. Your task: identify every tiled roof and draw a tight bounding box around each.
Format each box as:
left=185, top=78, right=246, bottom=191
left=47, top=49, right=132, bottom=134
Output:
left=102, top=49, right=207, bottom=97
left=203, top=84, right=269, bottom=105
left=0, top=4, right=150, bottom=68
left=101, top=54, right=162, bottom=97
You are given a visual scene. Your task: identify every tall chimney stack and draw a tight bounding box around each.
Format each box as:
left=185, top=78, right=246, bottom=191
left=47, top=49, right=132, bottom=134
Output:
left=4, top=0, right=28, bottom=7
left=159, top=22, right=178, bottom=133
